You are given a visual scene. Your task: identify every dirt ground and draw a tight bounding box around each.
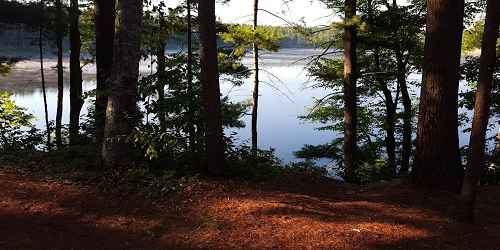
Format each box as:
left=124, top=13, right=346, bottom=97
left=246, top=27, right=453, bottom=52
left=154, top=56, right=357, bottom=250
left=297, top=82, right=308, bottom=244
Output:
left=1, top=170, right=499, bottom=250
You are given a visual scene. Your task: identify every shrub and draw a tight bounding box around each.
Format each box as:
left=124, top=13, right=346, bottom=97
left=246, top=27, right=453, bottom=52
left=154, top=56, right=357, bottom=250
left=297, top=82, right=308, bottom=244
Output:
left=0, top=91, right=44, bottom=154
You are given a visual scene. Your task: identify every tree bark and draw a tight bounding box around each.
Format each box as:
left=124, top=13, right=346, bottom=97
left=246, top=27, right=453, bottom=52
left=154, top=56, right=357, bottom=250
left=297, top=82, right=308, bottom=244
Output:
left=198, top=0, right=225, bottom=175
left=396, top=50, right=412, bottom=176
left=69, top=0, right=83, bottom=145
left=413, top=0, right=465, bottom=192
left=492, top=125, right=500, bottom=163
left=39, top=0, right=51, bottom=152
left=55, top=0, right=64, bottom=149
left=460, top=0, right=500, bottom=222
left=251, top=0, right=259, bottom=150
left=186, top=0, right=197, bottom=156
left=102, top=0, right=143, bottom=168
left=343, top=0, right=358, bottom=182
left=95, top=0, right=116, bottom=157
left=156, top=15, right=167, bottom=132
left=374, top=49, right=397, bottom=176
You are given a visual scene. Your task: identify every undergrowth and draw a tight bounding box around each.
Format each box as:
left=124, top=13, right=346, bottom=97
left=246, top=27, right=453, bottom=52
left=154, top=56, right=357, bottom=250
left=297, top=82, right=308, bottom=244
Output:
left=0, top=146, right=195, bottom=200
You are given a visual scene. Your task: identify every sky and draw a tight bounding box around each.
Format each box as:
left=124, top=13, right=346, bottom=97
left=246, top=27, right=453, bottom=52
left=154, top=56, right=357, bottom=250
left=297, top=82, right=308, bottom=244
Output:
left=164, top=0, right=334, bottom=27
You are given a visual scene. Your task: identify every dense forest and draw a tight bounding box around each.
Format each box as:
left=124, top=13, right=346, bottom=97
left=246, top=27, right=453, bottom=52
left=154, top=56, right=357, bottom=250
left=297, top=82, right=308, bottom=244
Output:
left=0, top=0, right=499, bottom=248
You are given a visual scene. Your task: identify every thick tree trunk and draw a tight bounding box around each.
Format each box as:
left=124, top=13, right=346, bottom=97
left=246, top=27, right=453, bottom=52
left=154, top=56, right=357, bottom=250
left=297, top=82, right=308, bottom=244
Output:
left=251, top=0, right=259, bottom=150
left=102, top=0, right=143, bottom=168
left=343, top=0, right=358, bottom=182
left=55, top=0, right=64, bottom=149
left=413, top=0, right=465, bottom=192
left=69, top=0, right=83, bottom=145
left=198, top=0, right=225, bottom=175
left=396, top=51, right=412, bottom=176
left=95, top=0, right=116, bottom=157
left=39, top=0, right=51, bottom=152
left=460, top=0, right=500, bottom=222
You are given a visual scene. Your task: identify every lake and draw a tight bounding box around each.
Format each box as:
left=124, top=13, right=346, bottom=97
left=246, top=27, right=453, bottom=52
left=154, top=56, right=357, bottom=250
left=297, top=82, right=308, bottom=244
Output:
left=0, top=48, right=495, bottom=163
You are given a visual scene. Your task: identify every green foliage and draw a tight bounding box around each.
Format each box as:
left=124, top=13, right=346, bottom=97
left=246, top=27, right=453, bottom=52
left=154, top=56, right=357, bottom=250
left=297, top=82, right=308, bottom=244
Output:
left=0, top=146, right=191, bottom=200
left=0, top=62, right=10, bottom=76
left=296, top=0, right=425, bottom=183
left=286, top=160, right=329, bottom=178
left=462, top=20, right=500, bottom=55
left=464, top=0, right=487, bottom=26
left=221, top=24, right=284, bottom=57
left=0, top=57, right=18, bottom=76
left=142, top=2, right=185, bottom=56
left=459, top=56, right=500, bottom=116
left=135, top=51, right=249, bottom=168
left=355, top=159, right=387, bottom=184
left=97, top=167, right=190, bottom=199
left=225, top=145, right=284, bottom=181
left=463, top=21, right=485, bottom=53
left=0, top=91, right=44, bottom=153
left=80, top=5, right=96, bottom=63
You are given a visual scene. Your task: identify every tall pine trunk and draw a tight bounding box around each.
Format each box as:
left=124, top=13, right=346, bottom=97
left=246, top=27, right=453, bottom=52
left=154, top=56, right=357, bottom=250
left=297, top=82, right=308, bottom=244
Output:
left=343, top=0, right=358, bottom=182
left=198, top=0, right=225, bottom=175
left=95, top=0, right=116, bottom=159
left=460, top=0, right=500, bottom=222
left=55, top=0, right=64, bottom=149
left=102, top=0, right=143, bottom=168
left=39, top=0, right=51, bottom=152
left=413, top=0, right=465, bottom=192
left=69, top=0, right=83, bottom=145
left=251, top=0, right=259, bottom=150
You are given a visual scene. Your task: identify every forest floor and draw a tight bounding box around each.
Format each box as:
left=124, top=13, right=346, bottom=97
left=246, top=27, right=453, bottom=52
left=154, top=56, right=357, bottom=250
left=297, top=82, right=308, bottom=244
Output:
left=1, top=169, right=500, bottom=250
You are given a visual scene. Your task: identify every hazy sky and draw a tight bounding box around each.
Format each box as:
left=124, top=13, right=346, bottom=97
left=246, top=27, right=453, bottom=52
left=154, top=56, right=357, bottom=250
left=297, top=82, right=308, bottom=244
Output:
left=164, top=0, right=334, bottom=27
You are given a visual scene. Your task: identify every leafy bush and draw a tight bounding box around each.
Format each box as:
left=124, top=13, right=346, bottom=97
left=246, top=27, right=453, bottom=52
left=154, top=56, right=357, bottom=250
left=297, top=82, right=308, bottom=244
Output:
left=286, top=160, right=329, bottom=178
left=0, top=91, right=44, bottom=154
left=355, top=159, right=388, bottom=184
left=225, top=145, right=284, bottom=181
left=97, top=167, right=191, bottom=199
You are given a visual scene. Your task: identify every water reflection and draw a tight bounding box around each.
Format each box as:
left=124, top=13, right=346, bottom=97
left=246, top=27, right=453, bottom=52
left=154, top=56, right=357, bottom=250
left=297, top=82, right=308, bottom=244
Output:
left=0, top=49, right=496, bottom=163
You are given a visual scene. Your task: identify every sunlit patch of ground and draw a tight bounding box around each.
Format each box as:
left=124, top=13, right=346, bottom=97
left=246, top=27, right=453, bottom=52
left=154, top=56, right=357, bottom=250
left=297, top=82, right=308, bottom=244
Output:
left=0, top=170, right=499, bottom=249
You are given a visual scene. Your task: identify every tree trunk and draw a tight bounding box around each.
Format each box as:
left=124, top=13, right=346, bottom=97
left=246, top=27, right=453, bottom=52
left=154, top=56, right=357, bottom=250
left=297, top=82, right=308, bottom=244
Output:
left=396, top=50, right=412, bottom=176
left=156, top=30, right=167, bottom=132
left=251, top=0, right=259, bottom=150
left=102, top=0, right=143, bottom=168
left=55, top=0, right=64, bottom=149
left=374, top=48, right=397, bottom=176
left=343, top=0, right=358, bottom=182
left=413, top=0, right=465, bottom=192
left=198, top=0, right=225, bottom=175
left=95, top=0, right=116, bottom=158
left=69, top=0, right=83, bottom=145
left=186, top=0, right=197, bottom=156
left=460, top=0, right=500, bottom=222
left=39, top=0, right=51, bottom=152
left=492, top=125, right=500, bottom=163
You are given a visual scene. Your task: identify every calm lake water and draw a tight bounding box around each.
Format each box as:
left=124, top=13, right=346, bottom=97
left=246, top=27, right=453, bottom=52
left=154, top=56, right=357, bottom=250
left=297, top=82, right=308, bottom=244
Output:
left=0, top=48, right=494, bottom=163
